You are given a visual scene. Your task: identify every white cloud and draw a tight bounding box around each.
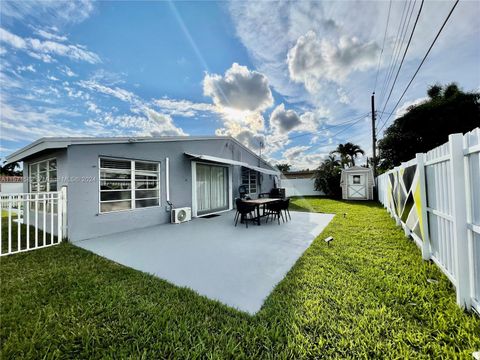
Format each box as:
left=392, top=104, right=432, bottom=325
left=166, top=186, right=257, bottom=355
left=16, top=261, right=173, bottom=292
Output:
left=154, top=97, right=215, bottom=117
left=34, top=28, right=68, bottom=42
left=60, top=65, right=77, bottom=77
left=269, top=104, right=302, bottom=134
left=77, top=79, right=187, bottom=137
left=0, top=27, right=101, bottom=64
left=282, top=145, right=311, bottom=161
left=394, top=96, right=429, bottom=119
left=0, top=1, right=94, bottom=26
left=17, top=65, right=36, bottom=73
left=78, top=80, right=136, bottom=103
left=269, top=104, right=328, bottom=135
left=86, top=101, right=101, bottom=114
left=203, top=63, right=273, bottom=112
left=287, top=31, right=379, bottom=90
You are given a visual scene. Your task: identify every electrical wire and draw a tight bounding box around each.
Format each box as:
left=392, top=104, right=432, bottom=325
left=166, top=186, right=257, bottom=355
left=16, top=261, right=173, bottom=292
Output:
left=378, top=0, right=416, bottom=109
left=377, top=0, right=460, bottom=133
left=377, top=0, right=410, bottom=103
left=373, top=0, right=392, bottom=93
left=378, top=0, right=424, bottom=119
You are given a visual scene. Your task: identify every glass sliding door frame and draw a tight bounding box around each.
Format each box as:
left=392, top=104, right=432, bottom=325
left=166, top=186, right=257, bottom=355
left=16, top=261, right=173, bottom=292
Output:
left=191, top=161, right=233, bottom=217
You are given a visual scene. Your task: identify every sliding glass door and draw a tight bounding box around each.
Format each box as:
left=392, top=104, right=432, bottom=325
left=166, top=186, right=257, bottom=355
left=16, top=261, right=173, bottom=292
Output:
left=196, top=164, right=229, bottom=215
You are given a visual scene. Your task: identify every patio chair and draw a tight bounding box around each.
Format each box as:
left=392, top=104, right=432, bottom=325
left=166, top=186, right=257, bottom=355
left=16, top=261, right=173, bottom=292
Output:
left=265, top=201, right=284, bottom=225
left=234, top=199, right=256, bottom=228
left=280, top=198, right=291, bottom=221
left=238, top=185, right=248, bottom=199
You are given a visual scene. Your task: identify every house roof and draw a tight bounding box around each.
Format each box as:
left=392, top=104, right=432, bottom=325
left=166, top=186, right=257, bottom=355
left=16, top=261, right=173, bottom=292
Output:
left=5, top=135, right=274, bottom=170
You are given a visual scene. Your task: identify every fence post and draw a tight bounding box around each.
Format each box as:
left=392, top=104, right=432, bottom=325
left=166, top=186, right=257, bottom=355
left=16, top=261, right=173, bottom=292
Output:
left=415, top=153, right=431, bottom=260
left=61, top=186, right=67, bottom=241
left=449, top=133, right=471, bottom=310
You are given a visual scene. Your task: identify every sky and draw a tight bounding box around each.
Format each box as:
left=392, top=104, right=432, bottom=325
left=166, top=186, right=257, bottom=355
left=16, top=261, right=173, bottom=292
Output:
left=0, top=0, right=479, bottom=169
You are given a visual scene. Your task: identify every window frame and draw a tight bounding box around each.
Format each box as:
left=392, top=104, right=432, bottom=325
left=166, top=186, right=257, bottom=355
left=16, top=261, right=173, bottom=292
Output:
left=29, top=157, right=57, bottom=193
left=241, top=167, right=258, bottom=194
left=352, top=175, right=361, bottom=184
left=98, top=157, right=161, bottom=214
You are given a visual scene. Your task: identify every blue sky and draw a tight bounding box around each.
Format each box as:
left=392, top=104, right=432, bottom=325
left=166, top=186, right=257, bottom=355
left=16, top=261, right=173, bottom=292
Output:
left=1, top=1, right=479, bottom=169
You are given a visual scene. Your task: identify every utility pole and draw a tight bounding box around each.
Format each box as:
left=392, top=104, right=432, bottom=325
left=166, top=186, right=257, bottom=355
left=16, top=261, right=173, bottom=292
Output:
left=371, top=92, right=377, bottom=178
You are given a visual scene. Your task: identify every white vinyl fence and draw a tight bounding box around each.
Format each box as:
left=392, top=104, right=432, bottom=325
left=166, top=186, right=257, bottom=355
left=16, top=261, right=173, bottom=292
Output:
left=0, top=188, right=67, bottom=257
left=377, top=128, right=480, bottom=313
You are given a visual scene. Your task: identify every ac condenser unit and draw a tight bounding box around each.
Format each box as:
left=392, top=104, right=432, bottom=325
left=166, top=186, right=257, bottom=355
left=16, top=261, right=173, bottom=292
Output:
left=171, top=207, right=191, bottom=224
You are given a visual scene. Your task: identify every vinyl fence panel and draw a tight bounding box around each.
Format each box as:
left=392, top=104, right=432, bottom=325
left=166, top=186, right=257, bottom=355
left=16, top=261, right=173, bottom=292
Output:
left=376, top=128, right=480, bottom=314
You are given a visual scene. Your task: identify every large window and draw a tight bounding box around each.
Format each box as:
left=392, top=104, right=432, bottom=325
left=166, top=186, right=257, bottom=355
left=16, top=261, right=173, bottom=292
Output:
left=30, top=159, right=57, bottom=192
left=99, top=158, right=160, bottom=213
left=241, top=167, right=257, bottom=194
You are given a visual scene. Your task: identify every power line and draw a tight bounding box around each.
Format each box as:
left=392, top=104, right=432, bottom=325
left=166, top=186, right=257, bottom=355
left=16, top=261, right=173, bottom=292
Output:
left=373, top=0, right=392, bottom=93
left=377, top=0, right=460, bottom=133
left=378, top=0, right=424, bottom=119
left=377, top=0, right=409, bottom=103
left=268, top=112, right=371, bottom=145
left=378, top=0, right=415, bottom=108
left=303, top=114, right=369, bottom=154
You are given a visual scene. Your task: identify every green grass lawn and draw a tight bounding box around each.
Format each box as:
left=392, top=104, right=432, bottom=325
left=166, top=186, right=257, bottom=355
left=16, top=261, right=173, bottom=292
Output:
left=1, top=198, right=479, bottom=358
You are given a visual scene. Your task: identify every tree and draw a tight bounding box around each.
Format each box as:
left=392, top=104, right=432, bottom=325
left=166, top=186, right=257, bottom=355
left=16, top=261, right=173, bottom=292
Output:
left=276, top=163, right=291, bottom=172
left=331, top=142, right=365, bottom=167
left=314, top=155, right=342, bottom=198
left=0, top=161, right=22, bottom=176
left=377, top=83, right=479, bottom=171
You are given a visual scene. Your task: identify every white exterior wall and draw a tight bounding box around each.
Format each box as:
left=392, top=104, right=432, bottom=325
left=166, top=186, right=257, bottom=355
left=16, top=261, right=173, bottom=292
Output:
left=281, top=178, right=324, bottom=197
left=0, top=183, right=23, bottom=194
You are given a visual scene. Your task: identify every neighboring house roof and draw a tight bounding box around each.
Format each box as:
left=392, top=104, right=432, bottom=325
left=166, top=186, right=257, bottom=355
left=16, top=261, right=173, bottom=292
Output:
left=5, top=136, right=277, bottom=172
left=282, top=171, right=315, bottom=179
left=0, top=176, right=23, bottom=183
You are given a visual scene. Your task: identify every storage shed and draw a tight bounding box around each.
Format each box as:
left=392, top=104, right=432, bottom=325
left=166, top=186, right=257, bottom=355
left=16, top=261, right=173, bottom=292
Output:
left=340, top=166, right=374, bottom=200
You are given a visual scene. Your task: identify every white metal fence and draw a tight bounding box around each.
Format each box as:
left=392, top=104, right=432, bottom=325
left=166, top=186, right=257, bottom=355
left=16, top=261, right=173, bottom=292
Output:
left=0, top=188, right=67, bottom=257
left=377, top=128, right=480, bottom=313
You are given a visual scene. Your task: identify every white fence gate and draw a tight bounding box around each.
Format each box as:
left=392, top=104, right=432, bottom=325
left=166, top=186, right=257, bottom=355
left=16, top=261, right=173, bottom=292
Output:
left=376, top=128, right=480, bottom=313
left=0, top=188, right=67, bottom=257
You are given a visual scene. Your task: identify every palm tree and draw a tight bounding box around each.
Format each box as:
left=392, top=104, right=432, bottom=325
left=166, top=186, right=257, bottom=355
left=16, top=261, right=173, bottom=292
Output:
left=331, top=142, right=365, bottom=167
left=330, top=144, right=349, bottom=168
left=323, top=155, right=341, bottom=168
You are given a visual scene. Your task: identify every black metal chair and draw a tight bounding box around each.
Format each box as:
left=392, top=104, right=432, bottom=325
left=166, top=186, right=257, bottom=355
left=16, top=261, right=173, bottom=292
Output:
left=280, top=198, right=291, bottom=221
left=234, top=199, right=256, bottom=228
left=238, top=185, right=248, bottom=199
left=265, top=201, right=284, bottom=225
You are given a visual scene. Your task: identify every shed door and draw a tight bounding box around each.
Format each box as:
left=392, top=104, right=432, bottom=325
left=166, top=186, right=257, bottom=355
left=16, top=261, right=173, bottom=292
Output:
left=347, top=174, right=367, bottom=199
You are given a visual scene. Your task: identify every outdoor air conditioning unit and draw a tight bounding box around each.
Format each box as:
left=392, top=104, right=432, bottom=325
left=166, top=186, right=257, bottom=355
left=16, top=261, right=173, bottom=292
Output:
left=171, top=207, right=191, bottom=224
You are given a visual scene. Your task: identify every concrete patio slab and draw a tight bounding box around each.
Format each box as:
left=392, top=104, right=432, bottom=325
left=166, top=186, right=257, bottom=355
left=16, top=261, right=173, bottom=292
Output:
left=75, top=210, right=334, bottom=314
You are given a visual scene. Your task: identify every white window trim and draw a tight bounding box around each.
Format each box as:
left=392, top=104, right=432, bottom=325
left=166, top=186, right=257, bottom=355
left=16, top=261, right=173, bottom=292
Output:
left=29, top=157, right=57, bottom=193
left=241, top=167, right=258, bottom=194
left=191, top=161, right=233, bottom=218
left=98, top=157, right=161, bottom=214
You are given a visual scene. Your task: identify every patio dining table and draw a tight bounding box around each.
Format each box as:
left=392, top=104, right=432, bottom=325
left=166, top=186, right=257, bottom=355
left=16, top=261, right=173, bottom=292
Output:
left=242, top=198, right=282, bottom=226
